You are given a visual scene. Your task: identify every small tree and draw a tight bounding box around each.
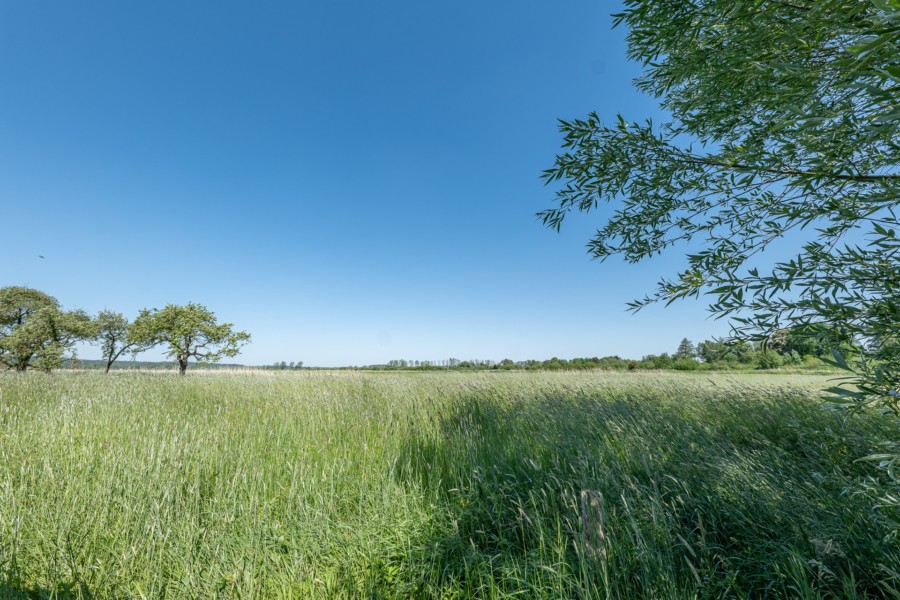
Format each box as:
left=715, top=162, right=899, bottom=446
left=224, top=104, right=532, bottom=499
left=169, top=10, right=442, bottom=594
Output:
left=131, top=303, right=250, bottom=375
left=756, top=350, right=785, bottom=370
left=94, top=309, right=155, bottom=374
left=646, top=353, right=674, bottom=370
left=674, top=338, right=696, bottom=361
left=0, top=286, right=97, bottom=372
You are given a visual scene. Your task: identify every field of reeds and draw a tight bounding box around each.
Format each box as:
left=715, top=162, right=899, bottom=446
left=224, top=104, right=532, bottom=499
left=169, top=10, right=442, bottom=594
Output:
left=1, top=370, right=899, bottom=599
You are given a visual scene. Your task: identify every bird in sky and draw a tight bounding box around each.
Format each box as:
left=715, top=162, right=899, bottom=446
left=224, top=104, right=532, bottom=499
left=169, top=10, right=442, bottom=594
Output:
left=39, top=255, right=45, bottom=259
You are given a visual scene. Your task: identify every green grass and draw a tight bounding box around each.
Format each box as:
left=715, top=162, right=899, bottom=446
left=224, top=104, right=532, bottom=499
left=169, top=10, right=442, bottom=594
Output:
left=1, top=370, right=899, bottom=598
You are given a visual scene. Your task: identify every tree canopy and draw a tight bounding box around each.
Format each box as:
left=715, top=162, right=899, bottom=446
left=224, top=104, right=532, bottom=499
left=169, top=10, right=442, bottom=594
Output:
left=541, top=0, right=900, bottom=508
left=0, top=286, right=97, bottom=372
left=542, top=0, right=899, bottom=344
left=94, top=310, right=156, bottom=374
left=131, top=303, right=250, bottom=374
left=674, top=338, right=696, bottom=361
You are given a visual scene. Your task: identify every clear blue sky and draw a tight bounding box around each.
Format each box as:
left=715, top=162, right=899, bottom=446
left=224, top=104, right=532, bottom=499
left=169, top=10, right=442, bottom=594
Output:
left=1, top=0, right=732, bottom=366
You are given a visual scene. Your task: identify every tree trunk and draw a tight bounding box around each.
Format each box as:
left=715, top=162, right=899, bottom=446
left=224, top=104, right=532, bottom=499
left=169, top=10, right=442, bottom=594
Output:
left=104, top=361, right=111, bottom=375
left=178, top=358, right=188, bottom=375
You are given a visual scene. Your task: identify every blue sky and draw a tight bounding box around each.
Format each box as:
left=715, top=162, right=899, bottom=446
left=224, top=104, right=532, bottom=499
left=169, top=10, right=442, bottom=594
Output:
left=1, top=0, right=734, bottom=366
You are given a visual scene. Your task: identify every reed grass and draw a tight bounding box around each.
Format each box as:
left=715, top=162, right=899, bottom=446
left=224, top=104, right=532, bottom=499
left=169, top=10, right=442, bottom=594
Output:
left=1, top=371, right=898, bottom=598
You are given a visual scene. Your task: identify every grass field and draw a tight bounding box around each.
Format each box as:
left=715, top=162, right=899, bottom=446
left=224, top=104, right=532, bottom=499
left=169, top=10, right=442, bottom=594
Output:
left=1, top=370, right=899, bottom=599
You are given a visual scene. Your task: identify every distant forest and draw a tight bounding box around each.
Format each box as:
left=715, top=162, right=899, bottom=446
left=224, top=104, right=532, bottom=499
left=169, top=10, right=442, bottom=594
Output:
left=265, top=332, right=838, bottom=372
left=64, top=359, right=247, bottom=371
left=66, top=330, right=837, bottom=372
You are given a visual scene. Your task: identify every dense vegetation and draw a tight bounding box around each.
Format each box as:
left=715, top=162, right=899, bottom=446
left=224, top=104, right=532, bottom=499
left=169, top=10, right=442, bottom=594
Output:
left=542, top=0, right=900, bottom=505
left=1, top=287, right=249, bottom=374
left=2, top=370, right=897, bottom=598
left=370, top=333, right=838, bottom=373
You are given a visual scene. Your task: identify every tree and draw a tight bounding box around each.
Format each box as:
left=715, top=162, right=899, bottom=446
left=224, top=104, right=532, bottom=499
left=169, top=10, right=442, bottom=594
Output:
left=541, top=0, right=900, bottom=508
left=674, top=338, right=696, bottom=361
left=673, top=358, right=700, bottom=371
left=93, top=309, right=155, bottom=375
left=0, top=286, right=97, bottom=372
left=130, top=303, right=250, bottom=375
left=768, top=326, right=841, bottom=358
left=540, top=0, right=900, bottom=360
left=697, top=339, right=729, bottom=363
left=643, top=353, right=674, bottom=370
left=755, top=350, right=785, bottom=370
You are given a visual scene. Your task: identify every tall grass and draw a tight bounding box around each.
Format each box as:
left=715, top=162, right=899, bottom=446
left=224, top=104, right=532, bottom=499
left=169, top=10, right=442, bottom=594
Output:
left=1, top=371, right=898, bottom=598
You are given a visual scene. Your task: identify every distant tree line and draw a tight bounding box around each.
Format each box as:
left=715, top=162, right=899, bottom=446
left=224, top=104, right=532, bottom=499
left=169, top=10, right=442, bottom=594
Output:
left=61, top=359, right=247, bottom=371
left=367, top=330, right=845, bottom=373
left=369, top=356, right=630, bottom=371
left=266, top=361, right=305, bottom=370
left=3, top=288, right=841, bottom=376
left=630, top=331, right=841, bottom=371
left=1, top=286, right=250, bottom=374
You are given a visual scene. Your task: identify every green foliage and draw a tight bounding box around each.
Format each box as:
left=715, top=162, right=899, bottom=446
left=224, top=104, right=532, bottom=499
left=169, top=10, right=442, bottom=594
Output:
left=755, top=349, right=786, bottom=370
left=131, top=303, right=250, bottom=374
left=697, top=338, right=729, bottom=363
left=769, top=328, right=824, bottom=358
left=0, top=286, right=97, bottom=372
left=541, top=0, right=900, bottom=498
left=93, top=309, right=155, bottom=374
left=673, top=338, right=696, bottom=361
left=641, top=353, right=674, bottom=370
left=372, top=357, right=626, bottom=372
left=672, top=358, right=700, bottom=371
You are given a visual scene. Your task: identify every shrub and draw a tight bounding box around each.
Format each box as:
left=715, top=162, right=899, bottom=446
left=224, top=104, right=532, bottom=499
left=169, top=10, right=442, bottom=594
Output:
left=627, top=360, right=638, bottom=370
left=803, top=356, right=825, bottom=368
left=643, top=353, right=674, bottom=369
left=755, top=350, right=784, bottom=370
left=673, top=359, right=700, bottom=370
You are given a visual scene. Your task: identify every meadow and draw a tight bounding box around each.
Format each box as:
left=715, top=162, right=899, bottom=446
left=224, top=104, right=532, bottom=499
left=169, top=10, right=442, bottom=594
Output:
left=1, top=370, right=899, bottom=599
